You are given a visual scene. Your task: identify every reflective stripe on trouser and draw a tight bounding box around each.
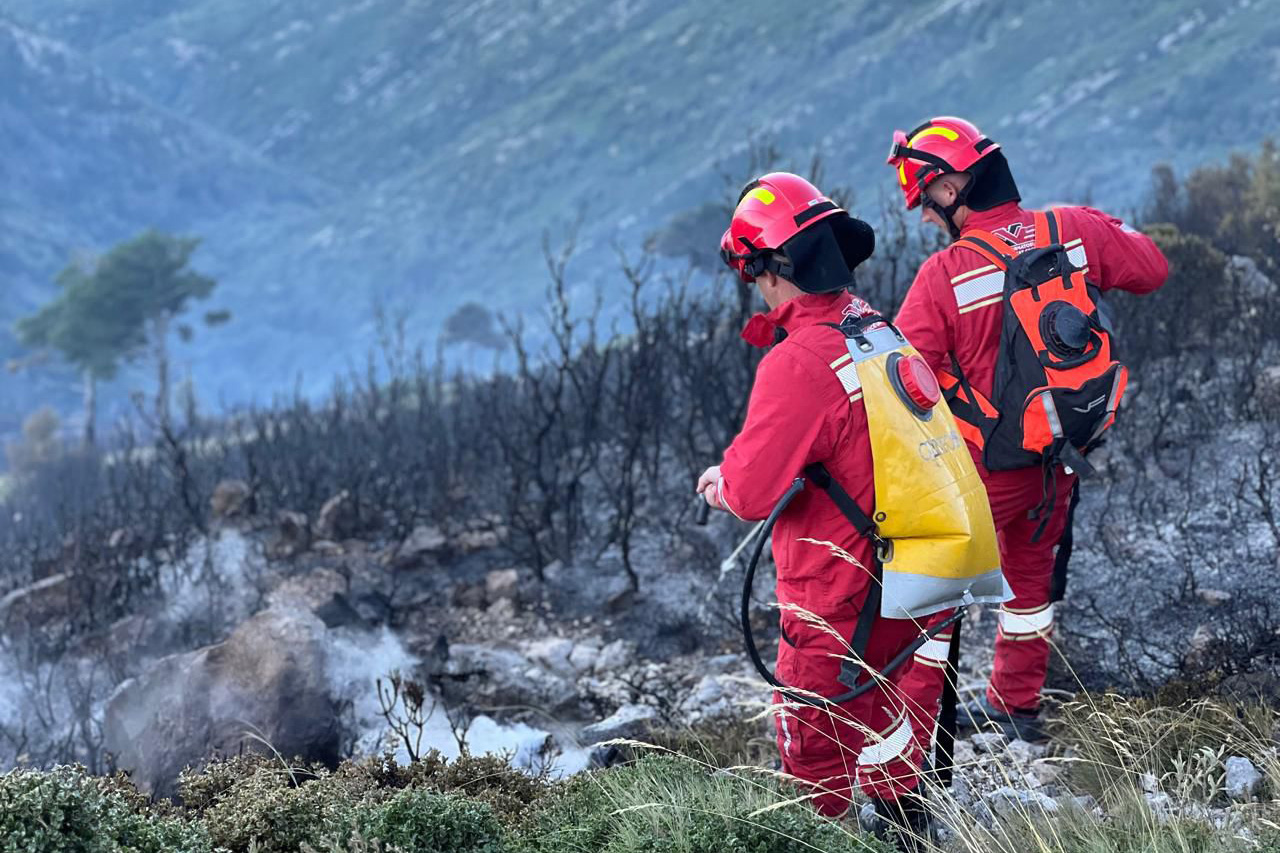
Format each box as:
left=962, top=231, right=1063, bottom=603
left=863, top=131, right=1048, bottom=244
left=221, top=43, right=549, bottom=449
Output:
left=773, top=608, right=934, bottom=817
left=896, top=610, right=956, bottom=740
left=983, top=464, right=1076, bottom=713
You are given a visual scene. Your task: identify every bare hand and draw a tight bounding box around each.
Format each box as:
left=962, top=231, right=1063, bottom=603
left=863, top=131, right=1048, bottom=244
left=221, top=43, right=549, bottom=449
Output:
left=696, top=465, right=723, bottom=510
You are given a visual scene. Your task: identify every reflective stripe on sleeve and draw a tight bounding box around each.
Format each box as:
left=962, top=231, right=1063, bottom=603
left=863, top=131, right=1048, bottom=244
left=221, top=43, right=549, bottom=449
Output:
left=950, top=264, right=999, bottom=284
left=1065, top=239, right=1087, bottom=269
left=834, top=363, right=861, bottom=396
left=953, top=271, right=1004, bottom=308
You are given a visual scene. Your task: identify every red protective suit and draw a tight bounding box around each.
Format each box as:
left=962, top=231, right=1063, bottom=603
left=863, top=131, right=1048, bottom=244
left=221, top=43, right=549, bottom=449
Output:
left=894, top=202, right=1168, bottom=714
left=717, top=291, right=939, bottom=817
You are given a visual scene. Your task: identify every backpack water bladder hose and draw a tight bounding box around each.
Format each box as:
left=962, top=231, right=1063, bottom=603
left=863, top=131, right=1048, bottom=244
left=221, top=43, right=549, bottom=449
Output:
left=741, top=312, right=1005, bottom=707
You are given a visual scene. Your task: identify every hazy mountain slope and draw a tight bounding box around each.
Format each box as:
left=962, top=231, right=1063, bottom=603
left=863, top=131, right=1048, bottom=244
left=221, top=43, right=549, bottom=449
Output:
left=0, top=18, right=327, bottom=431
left=1, top=0, right=1278, bottom=435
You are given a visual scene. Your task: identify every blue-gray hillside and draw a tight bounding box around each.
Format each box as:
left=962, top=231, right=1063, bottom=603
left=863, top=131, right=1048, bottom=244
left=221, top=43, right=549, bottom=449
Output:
left=1, top=0, right=1277, bottom=436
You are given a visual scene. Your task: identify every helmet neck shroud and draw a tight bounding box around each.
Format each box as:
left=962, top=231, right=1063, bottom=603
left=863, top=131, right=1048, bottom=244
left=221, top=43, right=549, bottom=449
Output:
left=923, top=151, right=1022, bottom=240
left=779, top=211, right=876, bottom=294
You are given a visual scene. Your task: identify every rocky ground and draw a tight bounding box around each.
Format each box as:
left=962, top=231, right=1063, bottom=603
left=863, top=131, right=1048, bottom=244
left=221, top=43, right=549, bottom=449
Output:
left=1, top=447, right=1277, bottom=830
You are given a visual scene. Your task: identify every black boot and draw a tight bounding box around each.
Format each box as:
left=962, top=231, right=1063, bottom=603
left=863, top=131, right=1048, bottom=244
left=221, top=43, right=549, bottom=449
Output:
left=957, top=692, right=1046, bottom=743
left=871, top=792, right=934, bottom=852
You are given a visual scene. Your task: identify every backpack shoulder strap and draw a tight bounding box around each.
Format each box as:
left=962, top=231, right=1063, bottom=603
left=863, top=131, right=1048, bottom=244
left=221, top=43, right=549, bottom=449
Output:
left=1033, top=209, right=1061, bottom=248
left=804, top=462, right=882, bottom=547
left=955, top=229, right=1017, bottom=270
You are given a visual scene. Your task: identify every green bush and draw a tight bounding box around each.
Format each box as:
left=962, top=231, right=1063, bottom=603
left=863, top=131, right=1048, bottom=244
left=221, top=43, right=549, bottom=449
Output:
left=183, top=757, right=381, bottom=853
left=358, top=789, right=507, bottom=853
left=0, top=766, right=210, bottom=853
left=517, top=756, right=888, bottom=853
left=338, top=750, right=549, bottom=827
left=0, top=767, right=110, bottom=853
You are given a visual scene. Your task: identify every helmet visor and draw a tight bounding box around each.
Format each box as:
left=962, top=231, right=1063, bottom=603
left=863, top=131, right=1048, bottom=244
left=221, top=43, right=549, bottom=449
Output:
left=888, top=130, right=923, bottom=210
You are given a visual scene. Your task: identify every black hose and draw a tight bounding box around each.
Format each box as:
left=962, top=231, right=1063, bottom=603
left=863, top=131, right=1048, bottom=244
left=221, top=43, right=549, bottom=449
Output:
left=740, top=477, right=965, bottom=708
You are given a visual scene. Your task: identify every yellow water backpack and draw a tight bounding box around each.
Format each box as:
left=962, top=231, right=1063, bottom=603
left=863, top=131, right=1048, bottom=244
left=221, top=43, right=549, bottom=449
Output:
left=741, top=311, right=1006, bottom=706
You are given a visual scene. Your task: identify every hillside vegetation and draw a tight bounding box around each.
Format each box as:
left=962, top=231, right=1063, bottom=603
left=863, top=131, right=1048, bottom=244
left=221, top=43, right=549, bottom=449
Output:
left=1, top=0, right=1278, bottom=436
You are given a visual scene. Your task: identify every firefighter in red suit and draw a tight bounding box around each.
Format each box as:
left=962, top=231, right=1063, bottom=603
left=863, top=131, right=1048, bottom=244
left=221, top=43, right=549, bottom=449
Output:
left=887, top=117, right=1168, bottom=738
left=697, top=172, right=937, bottom=841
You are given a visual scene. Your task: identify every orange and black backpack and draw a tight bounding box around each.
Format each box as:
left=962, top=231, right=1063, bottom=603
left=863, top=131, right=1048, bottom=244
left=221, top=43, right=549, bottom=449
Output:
left=941, top=209, right=1127, bottom=538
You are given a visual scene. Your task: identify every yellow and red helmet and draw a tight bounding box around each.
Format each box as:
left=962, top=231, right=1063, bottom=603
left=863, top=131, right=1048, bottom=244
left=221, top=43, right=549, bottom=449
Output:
left=719, top=172, right=874, bottom=292
left=886, top=116, right=1001, bottom=210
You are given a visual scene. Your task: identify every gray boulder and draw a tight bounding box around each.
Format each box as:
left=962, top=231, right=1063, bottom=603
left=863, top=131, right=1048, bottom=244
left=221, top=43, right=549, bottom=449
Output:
left=1225, top=756, right=1264, bottom=801
left=985, top=786, right=1059, bottom=820
left=103, top=605, right=342, bottom=798
left=582, top=703, right=658, bottom=744
left=444, top=643, right=579, bottom=714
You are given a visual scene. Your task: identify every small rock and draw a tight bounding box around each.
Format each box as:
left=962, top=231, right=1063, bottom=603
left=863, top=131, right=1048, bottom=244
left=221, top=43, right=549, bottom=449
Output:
left=680, top=675, right=733, bottom=719
left=1145, top=791, right=1173, bottom=820
left=702, top=653, right=743, bottom=675
left=985, top=786, right=1059, bottom=820
left=594, top=640, right=634, bottom=674
left=210, top=480, right=251, bottom=520
left=456, top=527, right=503, bottom=553
left=970, top=732, right=1007, bottom=754
left=1006, top=738, right=1047, bottom=764
left=949, top=771, right=975, bottom=807
left=1197, top=588, right=1233, bottom=607
left=485, top=569, right=521, bottom=603
left=568, top=639, right=602, bottom=675
left=268, top=568, right=347, bottom=613
left=1140, top=772, right=1160, bottom=794
left=524, top=638, right=576, bottom=677
left=445, top=644, right=579, bottom=714
left=486, top=597, right=516, bottom=622
left=1224, top=756, right=1263, bottom=801
left=397, top=525, right=448, bottom=565
left=953, top=740, right=977, bottom=764
left=582, top=703, right=658, bottom=743
left=107, top=528, right=130, bottom=550
left=1029, top=759, right=1065, bottom=787
left=315, top=491, right=357, bottom=540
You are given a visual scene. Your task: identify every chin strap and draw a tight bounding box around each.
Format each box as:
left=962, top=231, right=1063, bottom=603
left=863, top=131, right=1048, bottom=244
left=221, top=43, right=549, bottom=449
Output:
left=922, top=177, right=973, bottom=241
left=720, top=236, right=793, bottom=281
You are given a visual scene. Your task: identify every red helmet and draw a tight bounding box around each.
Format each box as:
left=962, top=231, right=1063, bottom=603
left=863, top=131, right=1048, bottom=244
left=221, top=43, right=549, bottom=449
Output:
left=720, top=172, right=841, bottom=281
left=886, top=116, right=1000, bottom=211
left=720, top=172, right=873, bottom=292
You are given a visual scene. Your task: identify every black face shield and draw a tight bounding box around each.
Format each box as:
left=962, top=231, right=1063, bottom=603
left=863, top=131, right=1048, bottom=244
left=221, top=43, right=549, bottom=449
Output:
left=778, top=211, right=876, bottom=294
